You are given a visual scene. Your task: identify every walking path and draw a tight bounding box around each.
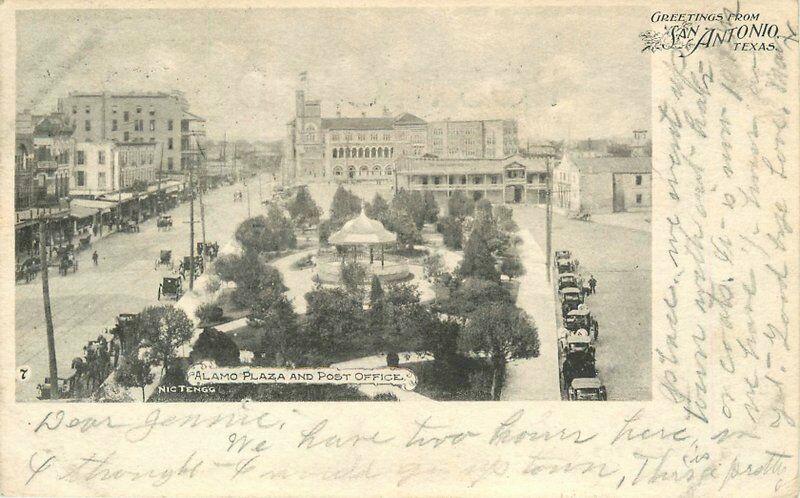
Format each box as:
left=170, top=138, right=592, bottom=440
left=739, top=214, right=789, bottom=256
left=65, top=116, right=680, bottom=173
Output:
left=500, top=218, right=560, bottom=401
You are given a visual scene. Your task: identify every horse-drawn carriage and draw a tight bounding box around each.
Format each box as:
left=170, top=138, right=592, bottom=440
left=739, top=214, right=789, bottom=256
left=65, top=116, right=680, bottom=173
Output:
left=59, top=251, right=78, bottom=276
left=565, top=308, right=599, bottom=340
left=121, top=219, right=140, bottom=233
left=16, top=257, right=40, bottom=283
left=196, top=242, right=219, bottom=261
left=554, top=250, right=578, bottom=274
left=78, top=234, right=92, bottom=251
left=179, top=255, right=204, bottom=278
left=36, top=376, right=71, bottom=400
left=561, top=345, right=597, bottom=395
left=558, top=273, right=578, bottom=292
left=157, top=276, right=184, bottom=301
left=154, top=249, right=174, bottom=270
left=157, top=215, right=173, bottom=231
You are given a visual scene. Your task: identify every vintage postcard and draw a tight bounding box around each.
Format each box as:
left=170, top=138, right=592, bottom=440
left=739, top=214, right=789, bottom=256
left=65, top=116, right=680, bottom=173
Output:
left=0, top=0, right=797, bottom=496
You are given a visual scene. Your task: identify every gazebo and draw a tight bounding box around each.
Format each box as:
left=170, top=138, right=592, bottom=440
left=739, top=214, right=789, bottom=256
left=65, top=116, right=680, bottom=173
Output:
left=329, top=211, right=396, bottom=268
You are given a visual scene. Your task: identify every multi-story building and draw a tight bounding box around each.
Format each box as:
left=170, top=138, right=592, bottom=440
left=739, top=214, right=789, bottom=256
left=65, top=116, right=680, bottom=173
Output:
left=57, top=91, right=201, bottom=174
left=396, top=154, right=548, bottom=211
left=427, top=120, right=518, bottom=159
left=30, top=114, right=73, bottom=207
left=283, top=84, right=519, bottom=184
left=181, top=111, right=206, bottom=172
left=553, top=155, right=651, bottom=213
left=70, top=141, right=159, bottom=197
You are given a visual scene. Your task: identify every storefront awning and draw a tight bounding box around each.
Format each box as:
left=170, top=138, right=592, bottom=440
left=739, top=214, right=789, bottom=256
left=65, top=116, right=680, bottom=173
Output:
left=71, top=198, right=118, bottom=213
left=69, top=206, right=102, bottom=219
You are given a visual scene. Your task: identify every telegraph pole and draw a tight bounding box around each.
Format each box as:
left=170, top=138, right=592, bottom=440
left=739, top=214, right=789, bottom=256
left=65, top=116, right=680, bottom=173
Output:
left=195, top=135, right=207, bottom=250
left=39, top=214, right=58, bottom=399
left=545, top=156, right=553, bottom=283
left=188, top=158, right=195, bottom=291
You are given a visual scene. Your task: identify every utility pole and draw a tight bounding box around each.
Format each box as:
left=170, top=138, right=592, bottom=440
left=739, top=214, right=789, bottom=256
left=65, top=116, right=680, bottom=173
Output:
left=188, top=157, right=195, bottom=291
left=39, top=214, right=58, bottom=399
left=195, top=135, right=207, bottom=250
left=545, top=156, right=553, bottom=283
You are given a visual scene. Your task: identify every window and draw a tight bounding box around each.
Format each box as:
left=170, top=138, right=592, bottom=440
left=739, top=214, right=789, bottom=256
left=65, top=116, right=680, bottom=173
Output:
left=83, top=120, right=90, bottom=131
left=433, top=176, right=440, bottom=185
left=636, top=194, right=643, bottom=204
left=112, top=119, right=118, bottom=131
left=149, top=109, right=155, bottom=116
left=76, top=150, right=85, bottom=165
left=383, top=133, right=391, bottom=140
left=124, top=131, right=130, bottom=142
left=371, top=133, right=378, bottom=141
left=136, top=107, right=142, bottom=114
left=167, top=157, right=174, bottom=171
left=98, top=172, right=106, bottom=189
left=124, top=111, right=130, bottom=122
left=98, top=151, right=105, bottom=165
left=150, top=137, right=155, bottom=143
left=150, top=120, right=155, bottom=131
left=168, top=138, right=173, bottom=150
left=357, top=133, right=365, bottom=141
left=75, top=170, right=85, bottom=186
left=344, top=133, right=352, bottom=141
left=333, top=149, right=338, bottom=158
left=167, top=119, right=173, bottom=131
left=635, top=175, right=642, bottom=185
left=85, top=106, right=90, bottom=114
left=72, top=106, right=77, bottom=114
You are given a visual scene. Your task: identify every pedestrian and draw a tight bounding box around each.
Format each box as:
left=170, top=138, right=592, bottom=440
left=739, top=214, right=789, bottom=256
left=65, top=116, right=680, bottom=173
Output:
left=589, top=274, right=597, bottom=294
left=69, top=357, right=85, bottom=396
left=92, top=250, right=99, bottom=266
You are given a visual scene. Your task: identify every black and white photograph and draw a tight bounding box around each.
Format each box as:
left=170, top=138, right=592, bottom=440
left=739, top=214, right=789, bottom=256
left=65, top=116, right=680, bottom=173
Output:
left=13, top=7, right=652, bottom=403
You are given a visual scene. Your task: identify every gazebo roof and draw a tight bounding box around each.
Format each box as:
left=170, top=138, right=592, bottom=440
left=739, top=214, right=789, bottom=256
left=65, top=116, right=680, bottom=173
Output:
left=329, top=212, right=397, bottom=245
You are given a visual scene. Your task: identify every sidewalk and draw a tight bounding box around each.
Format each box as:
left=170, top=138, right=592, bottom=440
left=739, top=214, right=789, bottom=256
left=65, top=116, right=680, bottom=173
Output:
left=500, top=221, right=560, bottom=401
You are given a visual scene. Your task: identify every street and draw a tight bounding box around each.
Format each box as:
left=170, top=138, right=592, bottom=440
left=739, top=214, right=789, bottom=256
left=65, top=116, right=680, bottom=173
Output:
left=14, top=177, right=270, bottom=401
left=513, top=205, right=652, bottom=401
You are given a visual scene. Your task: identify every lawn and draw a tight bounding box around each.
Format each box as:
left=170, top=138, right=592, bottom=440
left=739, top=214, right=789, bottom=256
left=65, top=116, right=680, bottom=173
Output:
left=402, top=356, right=501, bottom=401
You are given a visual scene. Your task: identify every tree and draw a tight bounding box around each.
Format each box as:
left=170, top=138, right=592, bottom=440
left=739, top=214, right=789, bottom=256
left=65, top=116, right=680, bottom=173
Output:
left=365, top=193, right=390, bottom=225
left=444, top=278, right=512, bottom=318
left=375, top=283, right=428, bottom=366
left=223, top=251, right=288, bottom=311
left=330, top=185, right=362, bottom=222
left=461, top=302, right=539, bottom=399
left=138, top=305, right=195, bottom=373
left=387, top=208, right=421, bottom=249
left=190, top=327, right=240, bottom=366
left=501, top=254, right=525, bottom=280
left=252, top=296, right=302, bottom=366
left=235, top=206, right=297, bottom=254
left=116, top=356, right=154, bottom=402
left=391, top=189, right=427, bottom=230
left=460, top=230, right=500, bottom=281
left=369, top=275, right=385, bottom=308
left=438, top=215, right=464, bottom=250
left=303, top=287, right=366, bottom=360
left=422, top=191, right=439, bottom=224
left=340, top=261, right=367, bottom=300
left=447, top=191, right=475, bottom=219
left=287, top=186, right=321, bottom=228
left=423, top=252, right=445, bottom=282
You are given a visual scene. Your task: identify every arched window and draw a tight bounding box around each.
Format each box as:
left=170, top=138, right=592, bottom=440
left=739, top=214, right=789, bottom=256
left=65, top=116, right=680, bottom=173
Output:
left=332, top=149, right=338, bottom=158
left=378, top=148, right=383, bottom=158
left=333, top=166, right=343, bottom=176
left=358, top=148, right=363, bottom=158
left=371, top=147, right=377, bottom=157
left=360, top=165, right=369, bottom=176
left=385, top=165, right=393, bottom=175
left=345, top=148, right=351, bottom=158
left=366, top=148, right=372, bottom=158
left=373, top=165, right=382, bottom=176
left=351, top=148, right=357, bottom=158
left=390, top=147, right=394, bottom=157
left=384, top=147, right=389, bottom=157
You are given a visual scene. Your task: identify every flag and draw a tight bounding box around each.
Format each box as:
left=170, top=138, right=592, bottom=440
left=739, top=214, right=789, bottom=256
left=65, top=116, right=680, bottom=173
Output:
left=299, top=71, right=307, bottom=82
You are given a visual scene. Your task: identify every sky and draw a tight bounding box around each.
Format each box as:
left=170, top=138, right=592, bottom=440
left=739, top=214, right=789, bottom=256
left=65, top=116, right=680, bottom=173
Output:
left=17, top=8, right=650, bottom=142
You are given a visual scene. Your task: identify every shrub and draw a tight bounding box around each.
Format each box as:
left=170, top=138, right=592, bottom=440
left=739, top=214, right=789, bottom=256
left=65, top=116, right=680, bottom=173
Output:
left=195, top=303, right=224, bottom=325
left=422, top=253, right=445, bottom=282
left=190, top=327, right=241, bottom=366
